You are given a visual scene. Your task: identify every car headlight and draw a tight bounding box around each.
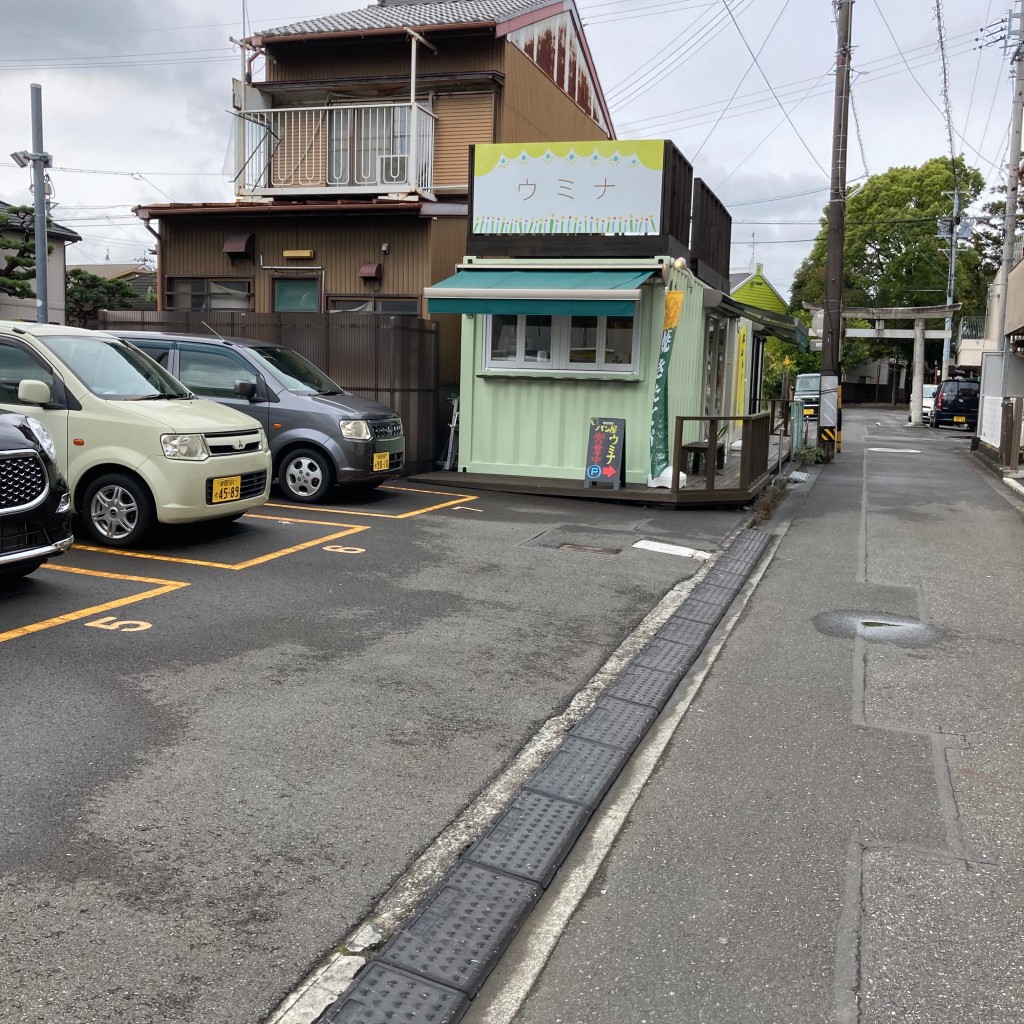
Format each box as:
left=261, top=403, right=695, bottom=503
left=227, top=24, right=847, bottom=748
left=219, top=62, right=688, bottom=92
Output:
left=339, top=419, right=372, bottom=441
left=23, top=417, right=57, bottom=462
left=160, top=433, right=210, bottom=461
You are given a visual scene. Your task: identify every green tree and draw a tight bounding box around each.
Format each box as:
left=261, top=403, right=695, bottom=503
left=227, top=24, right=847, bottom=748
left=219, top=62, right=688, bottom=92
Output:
left=789, top=156, right=989, bottom=371
left=66, top=268, right=135, bottom=328
left=0, top=205, right=40, bottom=300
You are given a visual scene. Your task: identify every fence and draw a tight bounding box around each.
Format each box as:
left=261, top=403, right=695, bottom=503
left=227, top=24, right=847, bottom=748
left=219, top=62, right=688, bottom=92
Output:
left=99, top=310, right=440, bottom=473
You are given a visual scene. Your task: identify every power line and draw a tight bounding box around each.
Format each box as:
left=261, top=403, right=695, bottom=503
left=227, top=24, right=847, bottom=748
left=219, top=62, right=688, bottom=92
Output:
left=693, top=0, right=794, bottom=162
left=850, top=78, right=870, bottom=177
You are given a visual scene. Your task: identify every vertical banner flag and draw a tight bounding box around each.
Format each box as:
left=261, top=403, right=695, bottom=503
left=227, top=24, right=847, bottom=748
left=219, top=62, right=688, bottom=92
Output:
left=650, top=291, right=685, bottom=478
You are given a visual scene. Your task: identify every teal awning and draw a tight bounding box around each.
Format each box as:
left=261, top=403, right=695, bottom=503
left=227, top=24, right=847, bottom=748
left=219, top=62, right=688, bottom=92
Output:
left=424, top=268, right=655, bottom=316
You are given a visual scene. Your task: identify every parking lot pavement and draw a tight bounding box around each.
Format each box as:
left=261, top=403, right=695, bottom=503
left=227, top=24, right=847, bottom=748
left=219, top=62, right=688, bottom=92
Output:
left=0, top=482, right=748, bottom=1024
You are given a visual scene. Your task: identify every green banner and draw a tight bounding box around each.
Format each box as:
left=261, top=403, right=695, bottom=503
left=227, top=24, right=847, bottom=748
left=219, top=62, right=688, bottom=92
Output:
left=650, top=291, right=684, bottom=478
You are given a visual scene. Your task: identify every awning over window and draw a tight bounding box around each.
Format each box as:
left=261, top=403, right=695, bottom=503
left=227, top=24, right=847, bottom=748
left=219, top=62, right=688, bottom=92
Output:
left=424, top=268, right=656, bottom=316
left=709, top=292, right=809, bottom=351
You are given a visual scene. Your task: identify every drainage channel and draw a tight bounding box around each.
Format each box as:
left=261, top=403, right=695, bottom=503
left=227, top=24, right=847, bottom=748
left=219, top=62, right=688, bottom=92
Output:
left=313, top=530, right=773, bottom=1024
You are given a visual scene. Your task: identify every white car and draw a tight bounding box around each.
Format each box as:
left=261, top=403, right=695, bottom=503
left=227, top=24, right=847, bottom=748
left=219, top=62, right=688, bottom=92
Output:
left=908, top=384, right=938, bottom=422
left=921, top=383, right=938, bottom=417
left=0, top=322, right=272, bottom=547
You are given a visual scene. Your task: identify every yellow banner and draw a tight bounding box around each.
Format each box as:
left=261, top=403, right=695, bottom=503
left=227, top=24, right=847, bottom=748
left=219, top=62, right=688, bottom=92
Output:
left=663, top=290, right=684, bottom=331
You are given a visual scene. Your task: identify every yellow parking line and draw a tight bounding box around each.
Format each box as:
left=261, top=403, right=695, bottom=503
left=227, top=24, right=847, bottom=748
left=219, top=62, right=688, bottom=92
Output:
left=1, top=564, right=189, bottom=645
left=264, top=489, right=479, bottom=520
left=72, top=523, right=370, bottom=571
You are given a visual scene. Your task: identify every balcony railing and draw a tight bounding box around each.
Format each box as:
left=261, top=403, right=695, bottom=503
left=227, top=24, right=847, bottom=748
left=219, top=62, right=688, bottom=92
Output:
left=235, top=102, right=435, bottom=197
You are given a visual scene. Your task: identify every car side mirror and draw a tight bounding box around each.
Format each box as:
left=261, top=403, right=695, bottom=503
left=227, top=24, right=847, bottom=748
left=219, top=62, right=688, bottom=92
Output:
left=234, top=379, right=256, bottom=400
left=18, top=379, right=51, bottom=405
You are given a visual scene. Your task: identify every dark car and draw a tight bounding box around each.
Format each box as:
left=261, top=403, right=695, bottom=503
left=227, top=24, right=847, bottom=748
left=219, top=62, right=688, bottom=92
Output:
left=930, top=378, right=979, bottom=430
left=110, top=332, right=405, bottom=503
left=0, top=412, right=73, bottom=580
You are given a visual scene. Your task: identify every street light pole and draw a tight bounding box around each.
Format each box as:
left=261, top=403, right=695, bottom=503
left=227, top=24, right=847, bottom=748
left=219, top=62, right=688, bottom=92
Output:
left=29, top=84, right=50, bottom=324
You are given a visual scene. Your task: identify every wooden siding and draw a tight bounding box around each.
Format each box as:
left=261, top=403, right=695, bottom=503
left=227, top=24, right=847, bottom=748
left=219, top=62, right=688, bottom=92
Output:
left=690, top=179, right=732, bottom=290
left=497, top=43, right=610, bottom=142
left=426, top=214, right=471, bottom=387
left=505, top=12, right=609, bottom=133
left=432, top=93, right=495, bottom=191
left=263, top=36, right=505, bottom=85
left=731, top=271, right=789, bottom=315
left=160, top=214, right=431, bottom=311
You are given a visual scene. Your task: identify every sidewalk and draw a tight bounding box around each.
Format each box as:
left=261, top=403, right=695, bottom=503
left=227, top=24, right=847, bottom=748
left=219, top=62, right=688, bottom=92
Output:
left=472, top=408, right=1024, bottom=1023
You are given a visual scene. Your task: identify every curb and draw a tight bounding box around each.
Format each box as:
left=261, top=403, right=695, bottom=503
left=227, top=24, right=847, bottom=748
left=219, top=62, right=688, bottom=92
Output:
left=308, top=530, right=773, bottom=1024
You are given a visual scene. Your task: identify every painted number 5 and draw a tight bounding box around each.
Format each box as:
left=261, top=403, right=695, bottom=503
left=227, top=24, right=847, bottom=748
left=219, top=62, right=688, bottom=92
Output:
left=86, top=616, right=152, bottom=632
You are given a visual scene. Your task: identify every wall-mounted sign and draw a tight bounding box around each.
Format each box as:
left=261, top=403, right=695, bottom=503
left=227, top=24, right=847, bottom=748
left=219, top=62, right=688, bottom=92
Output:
left=472, top=141, right=663, bottom=236
left=585, top=417, right=626, bottom=490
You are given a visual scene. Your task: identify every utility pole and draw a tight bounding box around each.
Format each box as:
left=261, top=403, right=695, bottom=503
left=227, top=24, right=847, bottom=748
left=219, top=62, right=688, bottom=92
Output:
left=941, top=187, right=960, bottom=379
left=10, top=84, right=52, bottom=324
left=819, top=0, right=853, bottom=461
left=997, top=3, right=1024, bottom=400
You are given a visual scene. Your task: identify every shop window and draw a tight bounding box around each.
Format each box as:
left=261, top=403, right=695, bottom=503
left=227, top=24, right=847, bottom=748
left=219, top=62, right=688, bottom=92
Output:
left=274, top=278, right=319, bottom=313
left=166, top=278, right=251, bottom=311
left=485, top=313, right=638, bottom=373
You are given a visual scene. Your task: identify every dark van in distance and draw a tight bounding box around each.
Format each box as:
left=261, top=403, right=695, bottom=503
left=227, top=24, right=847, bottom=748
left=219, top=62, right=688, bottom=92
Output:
left=113, top=332, right=404, bottom=503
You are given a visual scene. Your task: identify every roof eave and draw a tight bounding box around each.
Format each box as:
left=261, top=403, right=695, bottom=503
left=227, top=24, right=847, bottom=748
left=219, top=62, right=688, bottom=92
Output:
left=249, top=21, right=497, bottom=47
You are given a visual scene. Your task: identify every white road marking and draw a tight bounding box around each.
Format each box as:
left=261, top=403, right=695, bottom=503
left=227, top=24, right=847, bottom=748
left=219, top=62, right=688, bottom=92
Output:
left=867, top=447, right=921, bottom=453
left=632, top=539, right=712, bottom=560
left=454, top=505, right=483, bottom=511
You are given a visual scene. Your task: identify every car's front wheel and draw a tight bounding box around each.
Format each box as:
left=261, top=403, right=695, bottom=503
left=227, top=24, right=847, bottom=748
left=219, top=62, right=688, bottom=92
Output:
left=81, top=472, right=155, bottom=547
left=279, top=448, right=334, bottom=503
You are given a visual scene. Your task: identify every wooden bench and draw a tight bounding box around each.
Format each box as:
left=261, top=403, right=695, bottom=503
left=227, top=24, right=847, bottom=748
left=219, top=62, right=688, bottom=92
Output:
left=681, top=439, right=726, bottom=475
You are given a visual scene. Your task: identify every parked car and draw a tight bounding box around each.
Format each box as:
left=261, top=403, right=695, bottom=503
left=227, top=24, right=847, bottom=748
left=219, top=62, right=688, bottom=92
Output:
left=110, top=331, right=405, bottom=503
left=930, top=378, right=979, bottom=429
left=907, top=383, right=938, bottom=422
left=794, top=373, right=820, bottom=418
left=0, top=412, right=73, bottom=580
left=0, top=322, right=272, bottom=547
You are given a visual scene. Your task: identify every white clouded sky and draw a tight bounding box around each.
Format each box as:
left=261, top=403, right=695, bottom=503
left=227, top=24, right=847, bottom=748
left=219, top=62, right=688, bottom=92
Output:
left=0, top=0, right=1014, bottom=299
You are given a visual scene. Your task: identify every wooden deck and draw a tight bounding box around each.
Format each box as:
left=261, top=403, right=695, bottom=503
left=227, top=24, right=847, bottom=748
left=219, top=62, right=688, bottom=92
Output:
left=412, top=434, right=793, bottom=508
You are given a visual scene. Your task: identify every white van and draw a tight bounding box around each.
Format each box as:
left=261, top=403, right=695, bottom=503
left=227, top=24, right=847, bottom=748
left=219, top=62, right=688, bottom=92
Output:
left=0, top=322, right=271, bottom=547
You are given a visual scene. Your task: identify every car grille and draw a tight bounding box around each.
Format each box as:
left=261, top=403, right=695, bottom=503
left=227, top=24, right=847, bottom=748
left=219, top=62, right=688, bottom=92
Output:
left=1, top=519, right=48, bottom=555
left=205, top=470, right=267, bottom=504
left=0, top=452, right=48, bottom=512
left=370, top=418, right=403, bottom=440
left=204, top=429, right=264, bottom=456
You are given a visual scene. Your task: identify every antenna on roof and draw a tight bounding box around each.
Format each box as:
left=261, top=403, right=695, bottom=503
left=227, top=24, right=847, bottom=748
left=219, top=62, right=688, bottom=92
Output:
left=200, top=320, right=226, bottom=341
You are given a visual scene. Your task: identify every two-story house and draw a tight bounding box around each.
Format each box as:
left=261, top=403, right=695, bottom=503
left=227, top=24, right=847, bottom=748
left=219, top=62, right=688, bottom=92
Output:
left=133, top=0, right=614, bottom=385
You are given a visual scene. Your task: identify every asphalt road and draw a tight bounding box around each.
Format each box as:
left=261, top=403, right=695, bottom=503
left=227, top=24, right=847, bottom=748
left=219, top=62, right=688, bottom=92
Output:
left=0, top=480, right=746, bottom=1023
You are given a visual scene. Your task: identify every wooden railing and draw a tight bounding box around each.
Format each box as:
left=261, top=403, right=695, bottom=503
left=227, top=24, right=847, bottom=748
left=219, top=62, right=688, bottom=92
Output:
left=669, top=413, right=773, bottom=496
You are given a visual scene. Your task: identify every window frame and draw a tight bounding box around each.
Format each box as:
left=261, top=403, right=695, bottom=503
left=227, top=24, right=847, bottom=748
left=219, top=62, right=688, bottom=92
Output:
left=272, top=277, right=320, bottom=313
left=327, top=295, right=420, bottom=315
left=165, top=277, right=252, bottom=312
left=482, top=311, right=640, bottom=375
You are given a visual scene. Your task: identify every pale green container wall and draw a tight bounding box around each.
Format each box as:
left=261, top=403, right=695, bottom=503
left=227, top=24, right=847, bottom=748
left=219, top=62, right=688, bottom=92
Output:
left=458, top=265, right=712, bottom=483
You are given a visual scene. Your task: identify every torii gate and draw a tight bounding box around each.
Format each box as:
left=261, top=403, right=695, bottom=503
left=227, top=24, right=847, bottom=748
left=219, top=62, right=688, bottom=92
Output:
left=840, top=304, right=961, bottom=427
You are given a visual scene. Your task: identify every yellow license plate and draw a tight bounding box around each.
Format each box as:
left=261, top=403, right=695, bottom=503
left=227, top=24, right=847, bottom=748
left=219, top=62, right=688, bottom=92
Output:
left=953, top=416, right=966, bottom=423
left=372, top=452, right=390, bottom=472
left=211, top=475, right=242, bottom=503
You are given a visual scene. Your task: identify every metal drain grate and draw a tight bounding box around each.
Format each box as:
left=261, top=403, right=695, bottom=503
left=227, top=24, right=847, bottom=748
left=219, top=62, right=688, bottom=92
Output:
left=657, top=615, right=715, bottom=648
left=378, top=863, right=541, bottom=996
left=464, top=790, right=590, bottom=886
left=571, top=696, right=659, bottom=752
left=607, top=663, right=682, bottom=709
left=634, top=636, right=697, bottom=673
left=314, top=963, right=468, bottom=1024
left=559, top=543, right=621, bottom=555
left=524, top=736, right=629, bottom=811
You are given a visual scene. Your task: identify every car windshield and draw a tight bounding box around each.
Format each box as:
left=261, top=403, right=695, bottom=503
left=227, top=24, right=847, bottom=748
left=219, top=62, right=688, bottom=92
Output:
left=247, top=345, right=345, bottom=395
left=795, top=374, right=820, bottom=395
left=44, top=334, right=191, bottom=400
